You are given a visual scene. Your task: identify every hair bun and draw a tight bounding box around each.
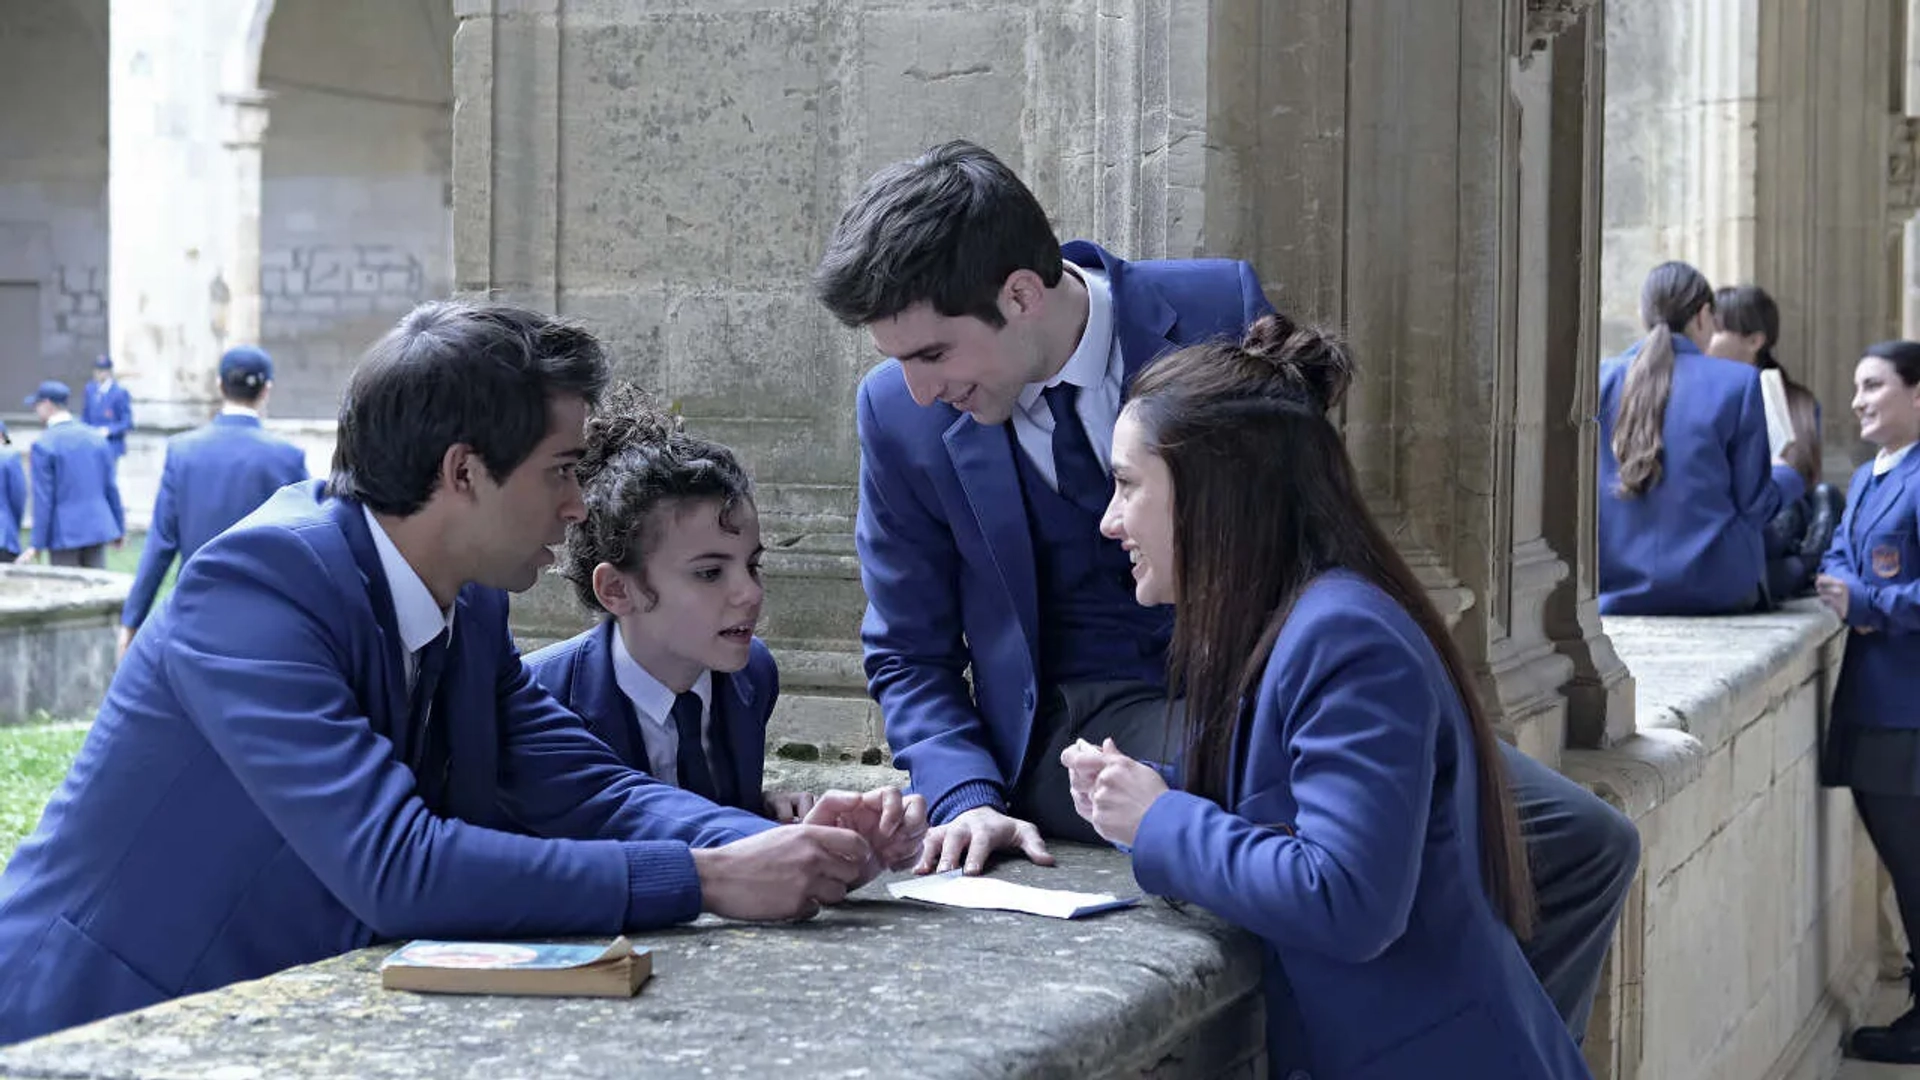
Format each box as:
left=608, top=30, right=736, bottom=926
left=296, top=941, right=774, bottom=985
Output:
left=1240, top=313, right=1352, bottom=411
left=577, top=382, right=683, bottom=483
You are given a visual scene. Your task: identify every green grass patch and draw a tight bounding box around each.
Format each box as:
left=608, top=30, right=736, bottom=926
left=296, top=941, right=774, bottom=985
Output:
left=0, top=721, right=88, bottom=868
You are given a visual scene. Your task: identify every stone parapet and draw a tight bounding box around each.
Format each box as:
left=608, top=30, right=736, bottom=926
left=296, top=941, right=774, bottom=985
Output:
left=0, top=564, right=125, bottom=726
left=1567, top=601, right=1876, bottom=1080
left=0, top=846, right=1266, bottom=1080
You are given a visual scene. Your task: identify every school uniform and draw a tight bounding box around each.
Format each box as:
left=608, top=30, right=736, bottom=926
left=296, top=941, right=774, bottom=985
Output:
left=81, top=378, right=133, bottom=459
left=0, top=480, right=772, bottom=1045
left=1819, top=442, right=1920, bottom=1060
left=28, top=417, right=124, bottom=568
left=1597, top=336, right=1805, bottom=614
left=524, top=621, right=776, bottom=815
left=1131, top=572, right=1590, bottom=1079
left=121, top=408, right=310, bottom=629
left=0, top=445, right=25, bottom=560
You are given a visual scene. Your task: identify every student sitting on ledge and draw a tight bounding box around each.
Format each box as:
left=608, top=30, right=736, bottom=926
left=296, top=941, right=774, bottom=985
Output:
left=1597, top=261, right=1809, bottom=615
left=525, top=384, right=816, bottom=822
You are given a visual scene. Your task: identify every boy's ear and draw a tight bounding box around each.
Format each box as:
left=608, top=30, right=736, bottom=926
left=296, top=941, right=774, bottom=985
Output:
left=591, top=562, right=637, bottom=616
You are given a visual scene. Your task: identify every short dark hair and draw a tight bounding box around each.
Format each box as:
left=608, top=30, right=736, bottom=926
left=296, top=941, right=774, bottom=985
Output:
left=558, top=383, right=755, bottom=613
left=329, top=300, right=610, bottom=516
left=1865, top=339, right=1920, bottom=387
left=812, top=139, right=1063, bottom=329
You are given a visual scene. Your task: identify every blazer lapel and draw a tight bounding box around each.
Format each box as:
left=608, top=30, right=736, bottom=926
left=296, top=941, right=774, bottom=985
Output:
left=331, top=498, right=411, bottom=755
left=569, top=621, right=645, bottom=767
left=945, top=418, right=1040, bottom=650
left=715, top=667, right=763, bottom=810
left=1857, top=450, right=1920, bottom=542
left=1063, top=241, right=1179, bottom=394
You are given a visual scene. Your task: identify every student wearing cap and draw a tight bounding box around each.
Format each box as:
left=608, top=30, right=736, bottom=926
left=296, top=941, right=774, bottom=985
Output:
left=18, top=380, right=123, bottom=569
left=82, top=356, right=133, bottom=461
left=0, top=422, right=26, bottom=564
left=118, top=347, right=310, bottom=659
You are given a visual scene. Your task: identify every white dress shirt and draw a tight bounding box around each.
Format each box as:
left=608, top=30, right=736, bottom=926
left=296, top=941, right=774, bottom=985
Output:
left=609, top=623, right=714, bottom=786
left=361, top=506, right=455, bottom=692
left=1875, top=442, right=1915, bottom=477
left=1009, top=263, right=1124, bottom=490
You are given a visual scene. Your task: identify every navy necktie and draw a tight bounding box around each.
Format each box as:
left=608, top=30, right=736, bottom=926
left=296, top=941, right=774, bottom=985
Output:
left=408, top=630, right=451, bottom=800
left=671, top=691, right=719, bottom=802
left=1042, top=382, right=1110, bottom=515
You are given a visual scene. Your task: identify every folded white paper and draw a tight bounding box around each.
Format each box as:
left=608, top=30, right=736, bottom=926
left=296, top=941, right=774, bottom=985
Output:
left=887, top=870, right=1138, bottom=919
left=1759, top=368, right=1794, bottom=459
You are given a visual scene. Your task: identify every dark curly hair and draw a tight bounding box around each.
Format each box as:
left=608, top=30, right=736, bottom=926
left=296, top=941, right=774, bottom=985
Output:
left=558, top=383, right=755, bottom=613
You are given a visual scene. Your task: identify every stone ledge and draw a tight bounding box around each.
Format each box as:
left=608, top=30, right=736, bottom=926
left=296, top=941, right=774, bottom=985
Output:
left=0, top=847, right=1263, bottom=1080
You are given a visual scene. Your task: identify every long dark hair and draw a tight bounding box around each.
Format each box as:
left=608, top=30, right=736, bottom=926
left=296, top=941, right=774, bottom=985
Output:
left=558, top=383, right=755, bottom=612
left=1613, top=261, right=1714, bottom=498
left=1126, top=313, right=1535, bottom=939
left=1715, top=285, right=1820, bottom=482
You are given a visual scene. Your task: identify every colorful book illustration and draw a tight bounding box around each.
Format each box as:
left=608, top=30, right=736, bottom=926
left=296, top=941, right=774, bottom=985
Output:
left=887, top=869, right=1138, bottom=919
left=380, top=936, right=651, bottom=998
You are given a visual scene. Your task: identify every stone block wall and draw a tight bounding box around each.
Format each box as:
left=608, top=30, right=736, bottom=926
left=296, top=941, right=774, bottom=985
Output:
left=1569, top=604, right=1878, bottom=1080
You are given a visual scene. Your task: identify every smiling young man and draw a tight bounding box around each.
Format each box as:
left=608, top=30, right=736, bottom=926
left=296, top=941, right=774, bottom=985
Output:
left=814, top=139, right=1641, bottom=1046
left=0, top=301, right=921, bottom=1046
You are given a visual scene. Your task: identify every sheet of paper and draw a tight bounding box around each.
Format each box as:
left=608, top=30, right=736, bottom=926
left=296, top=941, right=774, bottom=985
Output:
left=1759, top=368, right=1794, bottom=459
left=887, top=870, right=1138, bottom=919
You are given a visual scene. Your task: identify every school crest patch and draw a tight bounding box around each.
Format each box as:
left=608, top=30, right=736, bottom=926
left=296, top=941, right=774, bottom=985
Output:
left=1872, top=544, right=1903, bottom=579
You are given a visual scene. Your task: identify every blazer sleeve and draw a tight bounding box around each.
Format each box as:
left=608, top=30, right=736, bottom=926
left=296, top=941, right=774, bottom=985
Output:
left=122, top=449, right=182, bottom=628
left=1820, top=466, right=1864, bottom=580
left=158, top=529, right=705, bottom=938
left=2, top=453, right=24, bottom=539
left=1836, top=486, right=1920, bottom=634
left=1730, top=373, right=1802, bottom=526
left=106, top=387, right=133, bottom=440
left=1130, top=603, right=1440, bottom=964
left=854, top=379, right=1007, bottom=821
left=27, top=440, right=52, bottom=551
left=491, top=633, right=774, bottom=849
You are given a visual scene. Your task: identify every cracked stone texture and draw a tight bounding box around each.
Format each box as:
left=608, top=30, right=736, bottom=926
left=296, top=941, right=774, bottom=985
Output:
left=0, top=846, right=1265, bottom=1079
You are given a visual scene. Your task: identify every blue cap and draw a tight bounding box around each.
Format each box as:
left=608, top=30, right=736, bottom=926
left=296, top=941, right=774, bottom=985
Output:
left=93, top=355, right=112, bottom=370
left=24, top=380, right=70, bottom=407
left=218, top=346, right=274, bottom=385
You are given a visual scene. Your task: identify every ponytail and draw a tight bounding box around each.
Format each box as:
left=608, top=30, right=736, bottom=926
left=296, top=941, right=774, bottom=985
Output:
left=1612, top=324, right=1677, bottom=498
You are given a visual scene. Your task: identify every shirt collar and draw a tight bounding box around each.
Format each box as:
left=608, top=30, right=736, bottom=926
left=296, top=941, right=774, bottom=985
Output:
left=610, top=623, right=712, bottom=725
left=1017, top=263, right=1116, bottom=412
left=1876, top=442, right=1916, bottom=477
left=360, top=505, right=454, bottom=652
left=220, top=404, right=260, bottom=419
left=45, top=412, right=73, bottom=427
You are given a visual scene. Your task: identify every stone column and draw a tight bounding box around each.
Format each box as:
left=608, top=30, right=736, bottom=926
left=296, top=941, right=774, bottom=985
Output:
left=219, top=91, right=271, bottom=352
left=1540, top=4, right=1635, bottom=748
left=110, top=0, right=256, bottom=427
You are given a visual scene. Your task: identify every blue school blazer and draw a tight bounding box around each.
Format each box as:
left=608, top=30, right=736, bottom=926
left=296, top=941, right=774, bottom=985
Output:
left=1822, top=450, right=1920, bottom=731
left=122, top=413, right=310, bottom=629
left=1597, top=337, right=1804, bottom=614
left=28, top=420, right=124, bottom=552
left=81, top=379, right=132, bottom=457
left=0, top=481, right=771, bottom=1045
left=0, top=449, right=25, bottom=555
left=523, top=621, right=776, bottom=815
left=1131, top=573, right=1590, bottom=1079
left=855, top=241, right=1274, bottom=821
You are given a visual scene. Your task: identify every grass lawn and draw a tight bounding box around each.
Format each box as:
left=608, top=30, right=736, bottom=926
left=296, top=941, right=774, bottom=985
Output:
left=0, top=721, right=88, bottom=868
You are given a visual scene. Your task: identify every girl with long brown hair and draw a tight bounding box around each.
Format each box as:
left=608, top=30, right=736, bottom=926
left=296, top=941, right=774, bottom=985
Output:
left=1597, top=261, right=1805, bottom=614
left=1062, top=314, right=1590, bottom=1079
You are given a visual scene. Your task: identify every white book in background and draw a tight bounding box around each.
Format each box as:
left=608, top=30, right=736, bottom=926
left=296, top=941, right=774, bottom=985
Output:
left=1758, top=368, right=1794, bottom=459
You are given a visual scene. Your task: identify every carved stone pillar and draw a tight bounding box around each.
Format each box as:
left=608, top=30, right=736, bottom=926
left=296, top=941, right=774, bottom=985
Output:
left=218, top=91, right=271, bottom=353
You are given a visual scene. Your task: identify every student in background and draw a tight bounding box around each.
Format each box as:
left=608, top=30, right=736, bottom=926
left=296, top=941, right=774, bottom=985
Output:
left=525, top=384, right=816, bottom=822
left=0, top=422, right=25, bottom=564
left=18, top=380, right=123, bottom=569
left=82, top=355, right=133, bottom=461
left=1065, top=314, right=1590, bottom=1079
left=1708, top=285, right=1843, bottom=600
left=118, top=347, right=310, bottom=660
left=1816, top=339, right=1920, bottom=1065
left=1597, top=261, right=1806, bottom=614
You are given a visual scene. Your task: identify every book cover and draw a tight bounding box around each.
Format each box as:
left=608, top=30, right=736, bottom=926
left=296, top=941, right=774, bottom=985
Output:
left=380, top=936, right=652, bottom=998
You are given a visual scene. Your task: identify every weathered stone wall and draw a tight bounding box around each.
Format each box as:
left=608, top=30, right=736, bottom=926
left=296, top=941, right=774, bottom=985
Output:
left=0, top=566, right=127, bottom=726
left=0, top=0, right=110, bottom=391
left=1570, top=604, right=1877, bottom=1079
